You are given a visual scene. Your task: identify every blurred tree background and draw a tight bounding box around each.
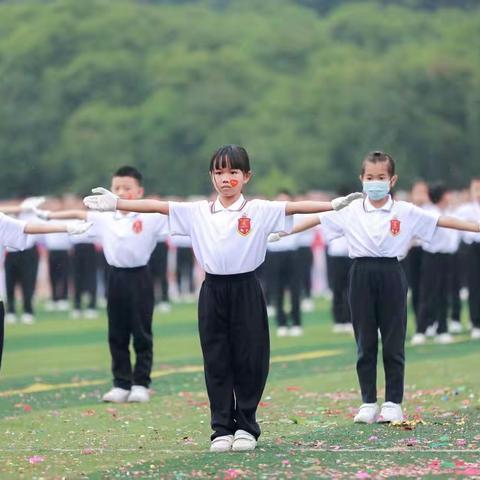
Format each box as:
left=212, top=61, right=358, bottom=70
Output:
left=0, top=0, right=479, bottom=197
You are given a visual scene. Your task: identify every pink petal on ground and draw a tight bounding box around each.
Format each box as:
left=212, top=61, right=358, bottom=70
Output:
left=355, top=471, right=371, bottom=479
left=28, top=456, right=45, bottom=464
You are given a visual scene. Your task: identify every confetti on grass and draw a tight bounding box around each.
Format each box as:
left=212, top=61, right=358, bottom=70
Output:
left=28, top=456, right=45, bottom=465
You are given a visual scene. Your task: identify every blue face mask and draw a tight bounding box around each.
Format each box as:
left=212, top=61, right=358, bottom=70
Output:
left=363, top=180, right=390, bottom=201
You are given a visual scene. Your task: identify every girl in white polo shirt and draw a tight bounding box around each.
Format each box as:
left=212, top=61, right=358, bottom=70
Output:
left=271, top=151, right=480, bottom=425
left=83, top=144, right=361, bottom=453
left=0, top=205, right=91, bottom=368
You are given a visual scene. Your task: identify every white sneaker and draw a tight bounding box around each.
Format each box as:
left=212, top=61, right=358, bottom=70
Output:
left=127, top=385, right=150, bottom=403
left=343, top=323, right=354, bottom=334
left=377, top=402, right=403, bottom=423
left=449, top=321, right=463, bottom=334
left=276, top=326, right=289, bottom=337
left=332, top=323, right=345, bottom=333
left=210, top=435, right=234, bottom=453
left=354, top=403, right=380, bottom=424
left=425, top=323, right=437, bottom=337
left=44, top=301, right=56, bottom=312
left=21, top=313, right=35, bottom=325
left=411, top=333, right=426, bottom=346
left=56, top=300, right=70, bottom=311
left=435, top=333, right=454, bottom=344
left=232, top=430, right=256, bottom=452
left=5, top=313, right=17, bottom=324
left=84, top=309, right=98, bottom=319
left=471, top=327, right=480, bottom=340
left=301, top=298, right=315, bottom=313
left=70, top=309, right=81, bottom=319
left=157, top=302, right=171, bottom=313
left=102, top=387, right=130, bottom=403
left=289, top=326, right=304, bottom=337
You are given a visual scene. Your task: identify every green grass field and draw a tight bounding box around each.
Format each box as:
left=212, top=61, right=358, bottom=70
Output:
left=0, top=300, right=479, bottom=479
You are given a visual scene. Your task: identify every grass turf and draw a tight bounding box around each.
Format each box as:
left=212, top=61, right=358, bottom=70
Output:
left=0, top=300, right=479, bottom=479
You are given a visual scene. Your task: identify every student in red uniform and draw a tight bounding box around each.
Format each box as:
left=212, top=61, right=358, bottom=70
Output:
left=270, top=151, right=480, bottom=424
left=83, top=144, right=361, bottom=452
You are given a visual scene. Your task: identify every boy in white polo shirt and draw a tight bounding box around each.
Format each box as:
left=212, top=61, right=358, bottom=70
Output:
left=271, top=151, right=480, bottom=424
left=36, top=166, right=168, bottom=403
left=0, top=203, right=91, bottom=369
left=83, top=144, right=361, bottom=452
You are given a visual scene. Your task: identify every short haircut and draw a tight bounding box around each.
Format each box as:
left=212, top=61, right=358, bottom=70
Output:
left=428, top=182, right=449, bottom=204
left=113, top=166, right=143, bottom=185
left=209, top=145, right=251, bottom=173
left=361, top=151, right=395, bottom=177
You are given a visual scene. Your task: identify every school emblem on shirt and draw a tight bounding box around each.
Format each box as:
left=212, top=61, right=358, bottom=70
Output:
left=132, top=219, right=143, bottom=234
left=237, top=215, right=251, bottom=236
left=390, top=218, right=401, bottom=236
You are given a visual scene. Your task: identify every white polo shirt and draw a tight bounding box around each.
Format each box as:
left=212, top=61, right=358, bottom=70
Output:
left=43, top=231, right=71, bottom=251
left=267, top=215, right=299, bottom=252
left=295, top=214, right=317, bottom=248
left=421, top=205, right=460, bottom=254
left=168, top=195, right=293, bottom=275
left=456, top=202, right=480, bottom=244
left=87, top=211, right=169, bottom=268
left=170, top=235, right=192, bottom=248
left=326, top=235, right=349, bottom=257
left=0, top=213, right=28, bottom=251
left=320, top=196, right=440, bottom=259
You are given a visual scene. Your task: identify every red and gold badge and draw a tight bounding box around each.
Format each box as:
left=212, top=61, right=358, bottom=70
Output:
left=390, top=218, right=401, bottom=236
left=237, top=214, right=251, bottom=236
left=132, top=219, right=143, bottom=234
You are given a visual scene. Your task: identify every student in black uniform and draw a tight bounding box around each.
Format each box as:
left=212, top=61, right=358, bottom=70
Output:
left=2, top=198, right=53, bottom=324
left=147, top=198, right=171, bottom=311
left=456, top=178, right=480, bottom=340
left=402, top=180, right=430, bottom=320
left=83, top=144, right=361, bottom=452
left=0, top=207, right=91, bottom=368
left=36, top=167, right=169, bottom=404
left=268, top=191, right=302, bottom=337
left=43, top=198, right=72, bottom=312
left=273, top=151, right=480, bottom=424
left=412, top=183, right=460, bottom=345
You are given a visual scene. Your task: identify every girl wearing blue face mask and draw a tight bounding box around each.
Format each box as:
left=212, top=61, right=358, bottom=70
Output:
left=269, top=151, right=480, bottom=424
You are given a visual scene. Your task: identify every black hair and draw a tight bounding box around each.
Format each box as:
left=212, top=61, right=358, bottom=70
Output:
left=361, top=150, right=395, bottom=177
left=209, top=145, right=251, bottom=173
left=429, top=182, right=449, bottom=205
left=113, top=165, right=143, bottom=185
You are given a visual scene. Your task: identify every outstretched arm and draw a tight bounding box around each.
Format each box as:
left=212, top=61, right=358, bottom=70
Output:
left=116, top=199, right=169, bottom=215
left=269, top=215, right=321, bottom=242
left=83, top=188, right=169, bottom=215
left=44, top=210, right=88, bottom=221
left=24, top=222, right=92, bottom=235
left=437, top=216, right=480, bottom=233
left=285, top=192, right=362, bottom=215
left=0, top=197, right=46, bottom=215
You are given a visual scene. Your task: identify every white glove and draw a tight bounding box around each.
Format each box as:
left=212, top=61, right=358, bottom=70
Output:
left=331, top=192, right=364, bottom=211
left=83, top=187, right=118, bottom=212
left=268, top=233, right=282, bottom=243
left=67, top=222, right=93, bottom=235
left=20, top=196, right=45, bottom=212
left=33, top=207, right=51, bottom=220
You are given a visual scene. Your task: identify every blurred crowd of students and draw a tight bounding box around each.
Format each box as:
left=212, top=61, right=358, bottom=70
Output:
left=1, top=180, right=480, bottom=346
